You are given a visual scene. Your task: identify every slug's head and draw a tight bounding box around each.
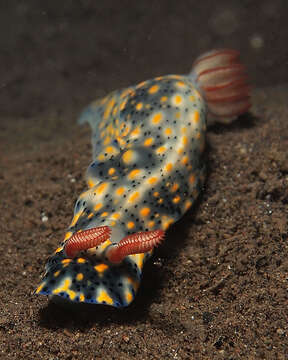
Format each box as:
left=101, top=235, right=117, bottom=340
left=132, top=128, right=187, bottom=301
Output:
left=35, top=227, right=164, bottom=307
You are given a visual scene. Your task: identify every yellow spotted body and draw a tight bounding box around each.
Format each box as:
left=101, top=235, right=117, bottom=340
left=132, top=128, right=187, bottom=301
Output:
left=36, top=74, right=207, bottom=307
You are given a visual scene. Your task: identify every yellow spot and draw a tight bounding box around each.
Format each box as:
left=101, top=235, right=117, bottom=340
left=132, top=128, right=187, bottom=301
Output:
left=174, top=94, right=182, bottom=105
left=97, top=290, right=114, bottom=305
left=130, top=127, right=140, bottom=137
left=97, top=154, right=105, bottom=161
left=189, top=174, right=196, bottom=184
left=110, top=221, right=116, bottom=226
left=182, top=156, right=189, bottom=165
left=62, top=259, right=72, bottom=265
left=144, top=137, right=154, bottom=146
left=132, top=253, right=145, bottom=268
left=125, top=291, right=133, bottom=303
left=64, top=232, right=73, bottom=241
left=119, top=99, right=128, bottom=111
left=54, top=270, right=61, bottom=277
left=193, top=111, right=200, bottom=123
left=101, top=212, right=109, bottom=217
left=152, top=112, right=162, bottom=125
left=127, top=221, right=135, bottom=229
left=148, top=84, right=159, bottom=94
left=148, top=220, right=155, bottom=228
left=67, top=290, right=76, bottom=301
left=153, top=191, right=159, bottom=197
left=94, top=203, right=103, bottom=211
left=158, top=198, right=164, bottom=204
left=140, top=207, right=151, bottom=217
left=189, top=95, right=195, bottom=102
left=181, top=127, right=187, bottom=134
left=104, top=98, right=115, bottom=120
left=184, top=200, right=192, bottom=211
left=129, top=192, right=140, bottom=202
left=165, top=163, right=173, bottom=172
left=122, top=150, right=134, bottom=164
left=148, top=177, right=158, bottom=185
left=164, top=128, right=172, bottom=136
left=88, top=213, right=94, bottom=219
left=36, top=283, right=44, bottom=293
left=108, top=168, right=116, bottom=175
left=176, top=81, right=185, bottom=87
left=98, top=239, right=112, bottom=251
left=156, top=146, right=166, bottom=154
left=128, top=169, right=141, bottom=180
left=76, top=273, right=84, bottom=281
left=105, top=146, right=117, bottom=155
left=79, top=293, right=85, bottom=302
left=94, top=264, right=108, bottom=273
left=54, top=247, right=63, bottom=254
left=70, top=212, right=82, bottom=227
left=182, top=136, right=188, bottom=146
left=87, top=178, right=96, bottom=188
left=136, top=81, right=147, bottom=89
left=111, top=213, right=120, bottom=220
left=171, top=183, right=179, bottom=192
left=175, top=112, right=181, bottom=119
left=163, top=218, right=174, bottom=230
left=77, top=258, right=86, bottom=264
left=103, top=136, right=112, bottom=146
left=196, top=131, right=201, bottom=139
left=116, top=187, right=125, bottom=196
left=160, top=96, right=168, bottom=102
left=120, top=88, right=133, bottom=98
left=95, top=182, right=107, bottom=195
left=116, top=136, right=126, bottom=148
left=136, top=102, right=143, bottom=110
left=173, top=195, right=181, bottom=204
left=53, top=278, right=71, bottom=294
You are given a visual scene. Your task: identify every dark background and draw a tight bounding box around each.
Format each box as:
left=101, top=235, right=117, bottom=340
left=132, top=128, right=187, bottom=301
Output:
left=1, top=0, right=287, bottom=117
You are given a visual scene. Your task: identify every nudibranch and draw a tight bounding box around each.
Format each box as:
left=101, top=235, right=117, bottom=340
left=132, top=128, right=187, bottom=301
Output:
left=36, top=49, right=250, bottom=307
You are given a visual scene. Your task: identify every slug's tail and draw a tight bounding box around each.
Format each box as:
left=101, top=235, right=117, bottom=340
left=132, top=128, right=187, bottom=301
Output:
left=190, top=49, right=251, bottom=122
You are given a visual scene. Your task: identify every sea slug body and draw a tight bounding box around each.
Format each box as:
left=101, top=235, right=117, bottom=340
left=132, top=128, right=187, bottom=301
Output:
left=36, top=49, right=250, bottom=307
